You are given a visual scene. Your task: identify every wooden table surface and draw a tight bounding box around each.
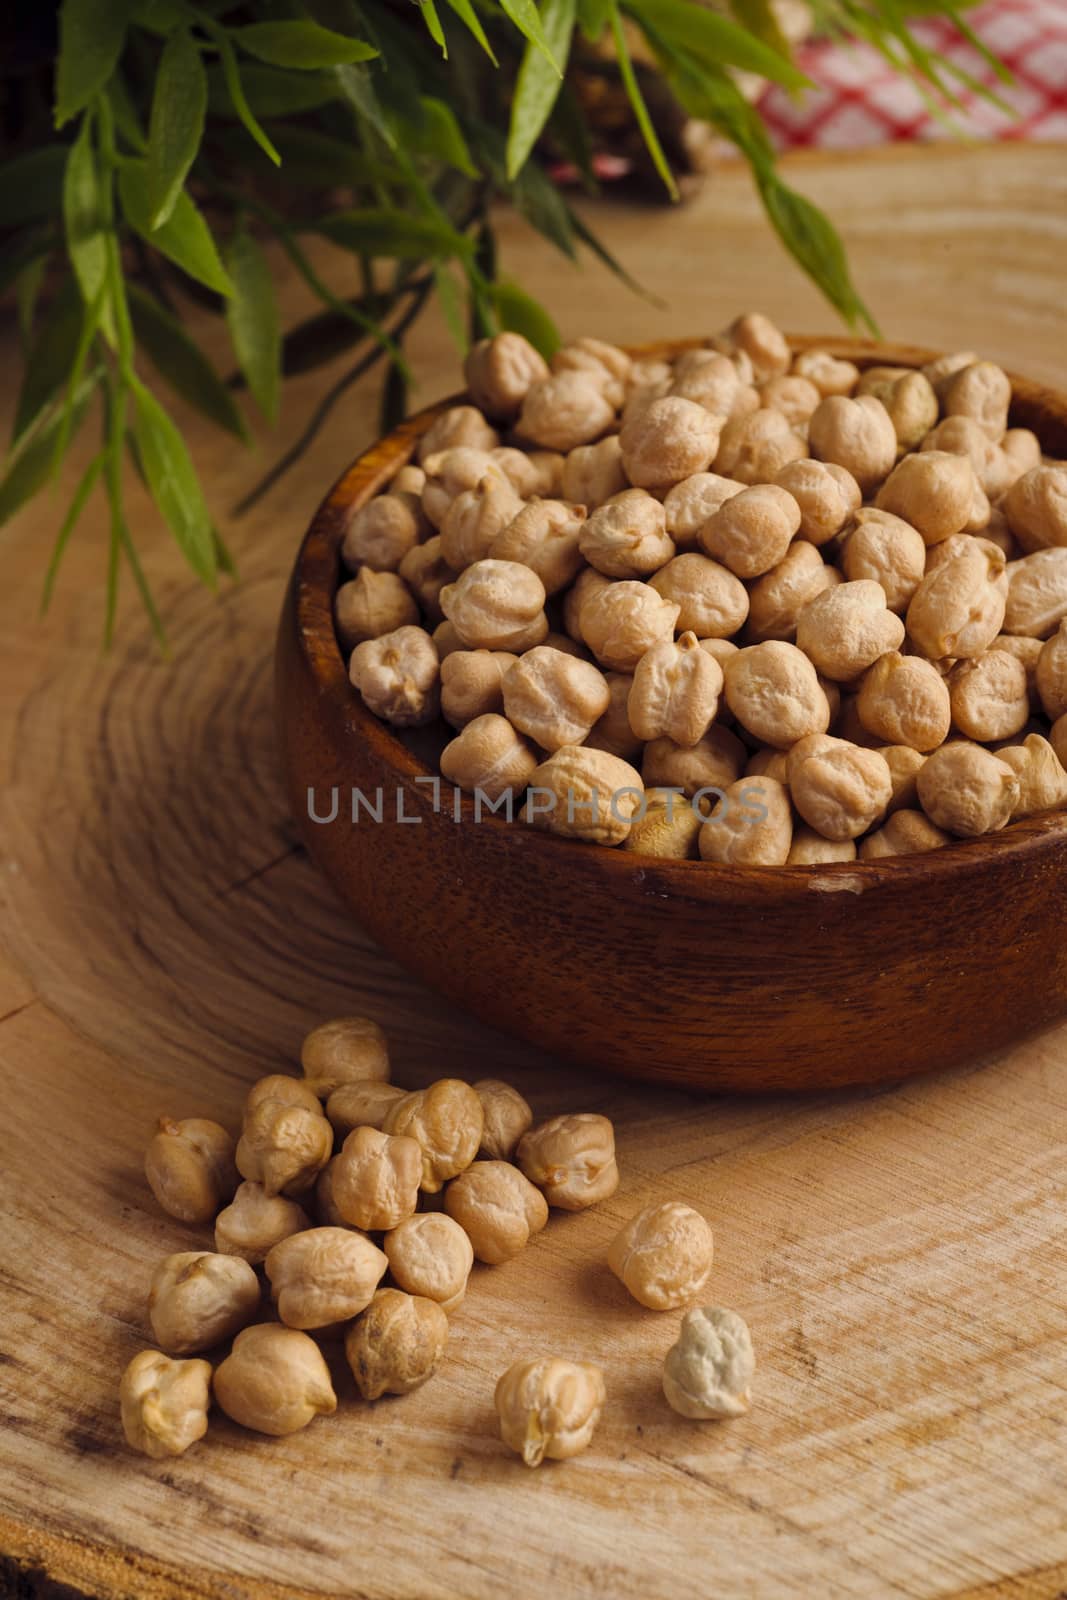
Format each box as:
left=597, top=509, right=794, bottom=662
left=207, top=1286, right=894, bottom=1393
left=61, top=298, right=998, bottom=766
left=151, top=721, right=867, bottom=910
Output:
left=2, top=143, right=1067, bottom=1600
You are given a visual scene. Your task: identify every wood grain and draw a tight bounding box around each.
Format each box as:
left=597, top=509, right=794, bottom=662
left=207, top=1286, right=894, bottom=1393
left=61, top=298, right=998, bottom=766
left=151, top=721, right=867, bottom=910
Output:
left=2, top=144, right=1067, bottom=1600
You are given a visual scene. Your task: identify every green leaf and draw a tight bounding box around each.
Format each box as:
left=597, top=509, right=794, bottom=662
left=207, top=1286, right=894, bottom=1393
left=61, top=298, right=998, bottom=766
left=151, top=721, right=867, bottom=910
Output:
left=489, top=280, right=559, bottom=359
left=41, top=453, right=105, bottom=615
left=147, top=28, right=207, bottom=228
left=333, top=62, right=397, bottom=148
left=119, top=160, right=233, bottom=295
left=63, top=116, right=110, bottom=308
left=315, top=207, right=471, bottom=260
left=207, top=62, right=339, bottom=118
left=0, top=370, right=101, bottom=529
left=418, top=0, right=447, bottom=56
left=108, top=72, right=149, bottom=152
left=15, top=258, right=48, bottom=351
left=610, top=6, right=678, bottom=200
left=256, top=125, right=398, bottom=187
left=512, top=158, right=577, bottom=258
left=441, top=0, right=497, bottom=63
left=210, top=31, right=281, bottom=165
left=131, top=378, right=216, bottom=583
left=224, top=229, right=281, bottom=424
left=756, top=170, right=877, bottom=333
left=507, top=0, right=575, bottom=178
left=433, top=264, right=468, bottom=355
left=548, top=83, right=598, bottom=192
left=11, top=282, right=85, bottom=446
left=576, top=0, right=613, bottom=41
left=232, top=20, right=378, bottom=69
left=409, top=98, right=478, bottom=177
left=625, top=0, right=808, bottom=90
left=128, top=284, right=249, bottom=441
left=0, top=147, right=68, bottom=227
left=131, top=0, right=191, bottom=33
left=499, top=0, right=562, bottom=73
left=726, top=0, right=791, bottom=61
left=55, top=0, right=133, bottom=127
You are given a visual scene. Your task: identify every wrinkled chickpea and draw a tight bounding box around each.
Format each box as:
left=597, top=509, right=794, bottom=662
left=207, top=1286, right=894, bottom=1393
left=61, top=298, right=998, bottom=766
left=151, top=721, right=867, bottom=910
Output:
left=314, top=1157, right=352, bottom=1230
left=524, top=746, right=644, bottom=845
left=120, top=1350, right=212, bottom=1459
left=620, top=397, right=721, bottom=490
left=440, top=713, right=539, bottom=802
left=1004, top=549, right=1067, bottom=639
left=650, top=552, right=748, bottom=639
left=759, top=374, right=821, bottom=431
left=917, top=741, right=1019, bottom=836
left=787, top=735, right=892, bottom=842
left=662, top=1307, right=755, bottom=1420
left=643, top=723, right=746, bottom=798
left=774, top=458, right=860, bottom=547
left=330, top=1124, right=423, bottom=1231
left=346, top=1289, right=450, bottom=1400
left=562, top=565, right=612, bottom=645
left=1037, top=622, right=1067, bottom=720
left=1002, top=428, right=1043, bottom=481
left=398, top=536, right=453, bottom=624
left=214, top=1324, right=336, bottom=1437
left=445, top=1159, right=548, bottom=1264
left=492, top=446, right=564, bottom=499
left=1003, top=465, right=1067, bottom=554
left=746, top=747, right=790, bottom=782
left=440, top=649, right=518, bottom=730
left=392, top=464, right=426, bottom=495
left=662, top=472, right=745, bottom=550
left=585, top=671, right=641, bottom=760
left=860, top=808, right=950, bottom=858
left=698, top=483, right=801, bottom=580
left=384, top=1214, right=474, bottom=1313
left=440, top=560, right=548, bottom=652
left=562, top=435, right=628, bottom=510
left=746, top=541, right=838, bottom=644
left=502, top=647, right=611, bottom=751
left=148, top=1252, right=260, bottom=1356
left=628, top=631, right=722, bottom=747
left=302, top=1015, right=390, bottom=1098
left=943, top=360, right=1011, bottom=440
left=787, top=827, right=856, bottom=865
left=669, top=351, right=745, bottom=417
left=464, top=332, right=550, bottom=420
left=579, top=489, right=674, bottom=579
left=439, top=474, right=524, bottom=571
left=265, top=1227, right=388, bottom=1329
left=245, top=1074, right=322, bottom=1117
left=698, top=777, right=793, bottom=866
left=922, top=415, right=1013, bottom=500
left=921, top=350, right=977, bottom=398
left=495, top=1357, right=606, bottom=1466
left=992, top=634, right=1044, bottom=709
left=326, top=1081, right=408, bottom=1138
left=998, top=733, right=1067, bottom=818
left=808, top=394, right=897, bottom=493
left=553, top=336, right=631, bottom=399
left=145, top=1117, right=237, bottom=1225
left=607, top=1201, right=714, bottom=1310
left=519, top=372, right=616, bottom=453
left=713, top=408, right=804, bottom=485
left=874, top=451, right=976, bottom=546
left=842, top=507, right=927, bottom=614
left=856, top=651, right=951, bottom=751
left=580, top=580, right=680, bottom=672
left=416, top=405, right=498, bottom=465
left=906, top=539, right=1007, bottom=660
left=215, top=1182, right=310, bottom=1266
left=792, top=348, right=860, bottom=398
left=471, top=1079, right=533, bottom=1162
left=382, top=1078, right=484, bottom=1193
left=491, top=499, right=587, bottom=595
left=349, top=624, right=440, bottom=727
left=517, top=1114, right=619, bottom=1210
left=623, top=786, right=702, bottom=859
left=724, top=642, right=830, bottom=748
left=422, top=448, right=509, bottom=529
left=236, top=1096, right=333, bottom=1199
left=342, top=492, right=425, bottom=573
left=718, top=312, right=790, bottom=382
left=948, top=652, right=1030, bottom=742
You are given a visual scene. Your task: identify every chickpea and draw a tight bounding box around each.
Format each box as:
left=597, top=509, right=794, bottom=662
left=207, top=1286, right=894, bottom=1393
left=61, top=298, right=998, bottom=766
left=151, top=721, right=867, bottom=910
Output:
left=440, top=713, right=539, bottom=803
left=628, top=631, right=722, bottom=747
left=215, top=1182, right=310, bottom=1266
left=1053, top=715, right=1067, bottom=772
left=422, top=448, right=509, bottom=529
left=583, top=672, right=642, bottom=760
left=774, top=458, right=860, bottom=547
left=440, top=559, right=548, bottom=652
left=906, top=539, right=1007, bottom=660
left=669, top=351, right=744, bottom=416
left=758, top=374, right=821, bottom=432
left=698, top=777, right=793, bottom=866
left=432, top=620, right=464, bottom=659
left=787, top=735, right=892, bottom=842
left=623, top=786, right=702, bottom=859
left=524, top=746, right=644, bottom=846
left=746, top=541, right=838, bottom=644
left=562, top=435, right=628, bottom=510
left=607, top=1201, right=714, bottom=1311
left=517, top=1113, right=618, bottom=1210
left=991, top=634, right=1044, bottom=710
left=495, top=1357, right=606, bottom=1466
left=724, top=642, right=831, bottom=748
left=917, top=741, right=1019, bottom=836
left=236, top=1097, right=333, bottom=1198
left=330, top=1124, right=423, bottom=1231
left=943, top=360, right=1012, bottom=441
left=698, top=483, right=801, bottom=580
left=473, top=1079, right=534, bottom=1161
left=464, top=332, right=550, bottom=420
left=874, top=451, right=976, bottom=546
left=922, top=416, right=1012, bottom=500
left=502, top=647, right=611, bottom=751
left=628, top=355, right=673, bottom=392
left=342, top=492, right=425, bottom=574
left=543, top=630, right=589, bottom=660
left=859, top=808, right=950, bottom=860
left=382, top=1079, right=484, bottom=1193
left=439, top=474, right=523, bottom=571
left=393, top=464, right=426, bottom=495
left=921, top=350, right=977, bottom=399
left=863, top=368, right=939, bottom=454
left=214, top=1324, right=336, bottom=1437
left=718, top=312, right=790, bottom=382
left=713, top=408, right=804, bottom=485
left=1003, top=549, right=1067, bottom=639
left=326, top=1081, right=408, bottom=1139
left=398, top=536, right=453, bottom=624
left=1003, top=466, right=1067, bottom=554
left=746, top=747, right=790, bottom=782
left=792, top=348, right=860, bottom=398
left=1037, top=622, right=1067, bottom=720
left=808, top=394, right=897, bottom=493
left=120, top=1350, right=212, bottom=1459
left=562, top=565, right=612, bottom=645
left=580, top=489, right=675, bottom=578
left=301, top=1016, right=390, bottom=1099
left=1001, top=428, right=1043, bottom=481
left=445, top=1159, right=549, bottom=1263
left=144, top=1117, right=237, bottom=1225
left=698, top=637, right=740, bottom=669
left=842, top=507, right=927, bottom=614
left=440, top=649, right=518, bottom=730
left=314, top=1157, right=354, bottom=1230
left=620, top=397, right=721, bottom=490
left=580, top=580, right=680, bottom=671
left=384, top=1214, right=474, bottom=1314
left=265, top=1227, right=388, bottom=1330
left=998, top=734, right=1067, bottom=818
left=642, top=723, right=746, bottom=797
left=662, top=472, right=745, bottom=550
left=787, top=827, right=856, bottom=865
left=148, top=1251, right=260, bottom=1356
left=349, top=625, right=440, bottom=727
left=416, top=405, right=498, bottom=465
left=662, top=1307, right=755, bottom=1420
left=553, top=336, right=631, bottom=396
left=948, top=652, right=1030, bottom=742
left=245, top=1074, right=322, bottom=1117
left=856, top=651, right=951, bottom=751
left=650, top=552, right=749, bottom=639
left=518, top=372, right=616, bottom=453
left=491, top=446, right=562, bottom=499
left=491, top=499, right=587, bottom=595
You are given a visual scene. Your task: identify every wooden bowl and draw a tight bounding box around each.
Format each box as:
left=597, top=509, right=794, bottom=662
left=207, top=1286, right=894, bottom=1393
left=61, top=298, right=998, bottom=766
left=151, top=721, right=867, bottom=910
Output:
left=275, top=338, right=1067, bottom=1092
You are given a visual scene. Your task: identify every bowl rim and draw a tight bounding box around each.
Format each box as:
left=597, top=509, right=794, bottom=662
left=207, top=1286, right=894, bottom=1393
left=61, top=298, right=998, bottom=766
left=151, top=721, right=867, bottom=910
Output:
left=291, top=333, right=1067, bottom=901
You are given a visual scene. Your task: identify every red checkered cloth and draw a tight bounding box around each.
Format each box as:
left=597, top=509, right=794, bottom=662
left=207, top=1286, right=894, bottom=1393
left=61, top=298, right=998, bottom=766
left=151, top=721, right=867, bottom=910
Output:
left=758, top=0, right=1067, bottom=149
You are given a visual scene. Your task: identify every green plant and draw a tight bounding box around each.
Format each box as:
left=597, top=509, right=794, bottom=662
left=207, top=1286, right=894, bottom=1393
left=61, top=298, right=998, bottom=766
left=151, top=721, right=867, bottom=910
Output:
left=2, top=0, right=1009, bottom=645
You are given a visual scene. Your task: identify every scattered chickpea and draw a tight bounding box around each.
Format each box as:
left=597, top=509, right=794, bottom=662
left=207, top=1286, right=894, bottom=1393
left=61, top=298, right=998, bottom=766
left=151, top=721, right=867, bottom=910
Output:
left=445, top=1159, right=549, bottom=1263
left=917, top=741, right=1019, bottom=836
left=384, top=1214, right=474, bottom=1313
left=382, top=1078, right=484, bottom=1193
left=628, top=631, right=723, bottom=747
left=236, top=1096, right=333, bottom=1198
left=698, top=777, right=793, bottom=867
left=502, top=647, right=611, bottom=751
left=620, top=396, right=722, bottom=490
left=787, top=735, right=892, bottom=842
left=215, top=1182, right=310, bottom=1266
left=144, top=1117, right=237, bottom=1225
left=214, top=1324, right=337, bottom=1437
left=580, top=490, right=675, bottom=579
left=662, top=1307, right=755, bottom=1420
left=148, top=1251, right=260, bottom=1356
left=330, top=1124, right=423, bottom=1231
left=346, top=1289, right=449, bottom=1400
left=326, top=1081, right=408, bottom=1139
left=440, top=713, right=539, bottom=803
left=495, top=1357, right=606, bottom=1467
left=120, top=1350, right=212, bottom=1459
left=265, top=1227, right=388, bottom=1329
left=440, top=560, right=548, bottom=653
left=517, top=1114, right=619, bottom=1210
left=473, top=1079, right=534, bottom=1162
left=302, top=1016, right=390, bottom=1099
left=623, top=787, right=702, bottom=859
left=349, top=625, right=441, bottom=727
left=607, top=1201, right=714, bottom=1310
